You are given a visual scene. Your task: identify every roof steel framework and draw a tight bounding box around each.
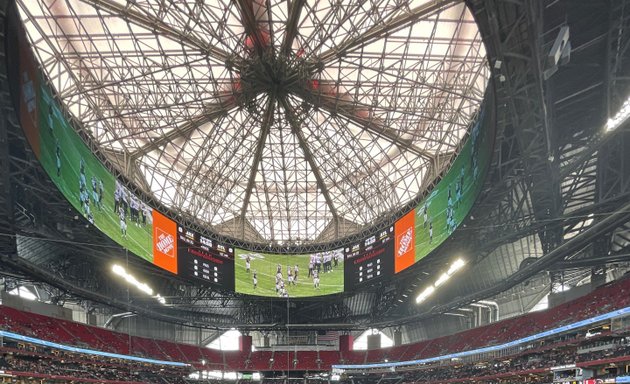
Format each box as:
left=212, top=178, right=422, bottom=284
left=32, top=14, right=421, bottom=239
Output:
left=1, top=0, right=630, bottom=334
left=16, top=0, right=489, bottom=243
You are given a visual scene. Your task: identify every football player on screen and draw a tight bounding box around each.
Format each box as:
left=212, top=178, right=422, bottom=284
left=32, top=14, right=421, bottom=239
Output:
left=114, top=181, right=121, bottom=213
left=308, top=257, right=314, bottom=278
left=119, top=206, right=127, bottom=239
left=422, top=203, right=428, bottom=227
left=98, top=178, right=104, bottom=208
left=55, top=139, right=62, bottom=177
left=79, top=157, right=87, bottom=192
left=48, top=105, right=54, bottom=133
left=313, top=269, right=320, bottom=289
left=252, top=271, right=257, bottom=289
left=245, top=255, right=251, bottom=273
left=91, top=176, right=101, bottom=211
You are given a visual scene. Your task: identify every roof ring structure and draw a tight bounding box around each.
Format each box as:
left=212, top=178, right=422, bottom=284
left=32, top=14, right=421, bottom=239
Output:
left=18, top=0, right=489, bottom=245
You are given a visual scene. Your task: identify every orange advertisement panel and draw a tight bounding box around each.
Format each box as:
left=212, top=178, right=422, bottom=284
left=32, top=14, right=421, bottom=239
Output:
left=152, top=210, right=178, bottom=274
left=18, top=30, right=40, bottom=157
left=394, top=210, right=415, bottom=273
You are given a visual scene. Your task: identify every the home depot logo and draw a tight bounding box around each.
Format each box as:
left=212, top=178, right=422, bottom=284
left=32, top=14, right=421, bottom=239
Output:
left=155, top=228, right=175, bottom=258
left=397, top=227, right=413, bottom=257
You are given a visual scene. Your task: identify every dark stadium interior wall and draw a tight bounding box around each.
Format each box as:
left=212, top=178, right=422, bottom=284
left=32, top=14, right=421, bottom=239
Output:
left=113, top=315, right=219, bottom=346
left=396, top=271, right=558, bottom=345
left=400, top=314, right=468, bottom=345
left=491, top=273, right=551, bottom=319
left=1, top=291, right=72, bottom=320
left=549, top=283, right=593, bottom=307
left=432, top=235, right=545, bottom=310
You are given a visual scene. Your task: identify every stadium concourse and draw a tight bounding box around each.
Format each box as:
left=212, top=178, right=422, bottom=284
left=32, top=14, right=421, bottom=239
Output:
left=1, top=0, right=630, bottom=383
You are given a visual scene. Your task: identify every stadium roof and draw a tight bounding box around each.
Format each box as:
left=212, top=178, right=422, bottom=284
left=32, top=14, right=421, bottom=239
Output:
left=17, top=0, right=489, bottom=244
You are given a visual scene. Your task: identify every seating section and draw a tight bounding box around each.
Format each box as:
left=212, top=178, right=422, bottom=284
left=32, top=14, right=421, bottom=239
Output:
left=0, top=343, right=189, bottom=384
left=0, top=276, right=629, bottom=371
left=345, top=340, right=630, bottom=384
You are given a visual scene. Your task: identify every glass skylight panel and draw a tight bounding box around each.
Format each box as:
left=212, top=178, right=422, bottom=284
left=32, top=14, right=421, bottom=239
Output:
left=18, top=0, right=488, bottom=243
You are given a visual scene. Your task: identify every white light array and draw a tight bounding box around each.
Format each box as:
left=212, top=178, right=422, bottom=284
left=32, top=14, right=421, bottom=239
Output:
left=447, top=258, right=466, bottom=275
left=416, top=286, right=435, bottom=304
left=416, top=258, right=467, bottom=304
left=189, top=371, right=261, bottom=381
left=607, top=96, right=630, bottom=132
left=112, top=264, right=165, bottom=304
left=434, top=272, right=450, bottom=287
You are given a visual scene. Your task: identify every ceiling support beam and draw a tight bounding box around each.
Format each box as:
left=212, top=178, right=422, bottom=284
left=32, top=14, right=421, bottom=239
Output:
left=316, top=0, right=458, bottom=65
left=280, top=0, right=307, bottom=54
left=234, top=0, right=269, bottom=56
left=128, top=102, right=234, bottom=160
left=80, top=0, right=233, bottom=62
left=240, top=98, right=276, bottom=218
left=280, top=96, right=339, bottom=223
left=294, top=88, right=435, bottom=162
left=551, top=251, right=630, bottom=271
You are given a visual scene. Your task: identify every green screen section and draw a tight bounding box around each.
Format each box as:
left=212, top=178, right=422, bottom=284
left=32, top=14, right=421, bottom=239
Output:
left=413, top=110, right=492, bottom=263
left=37, top=79, right=153, bottom=262
left=235, top=248, right=344, bottom=297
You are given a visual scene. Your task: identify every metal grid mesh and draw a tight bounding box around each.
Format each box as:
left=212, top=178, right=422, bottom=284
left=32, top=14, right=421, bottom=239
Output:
left=18, top=0, right=488, bottom=243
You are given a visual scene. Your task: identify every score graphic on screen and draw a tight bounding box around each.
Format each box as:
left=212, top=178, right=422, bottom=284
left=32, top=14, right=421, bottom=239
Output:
left=176, top=226, right=235, bottom=291
left=344, top=227, right=394, bottom=291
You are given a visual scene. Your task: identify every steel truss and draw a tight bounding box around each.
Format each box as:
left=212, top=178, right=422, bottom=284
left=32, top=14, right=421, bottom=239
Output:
left=15, top=0, right=489, bottom=245
left=1, top=0, right=630, bottom=334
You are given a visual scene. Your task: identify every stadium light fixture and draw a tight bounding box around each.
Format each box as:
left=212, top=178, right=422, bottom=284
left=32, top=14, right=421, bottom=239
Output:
left=416, top=258, right=467, bottom=305
left=607, top=96, right=630, bottom=132
left=415, top=286, right=435, bottom=304
left=434, top=272, right=450, bottom=288
left=447, top=258, right=466, bottom=275
left=112, top=264, right=165, bottom=304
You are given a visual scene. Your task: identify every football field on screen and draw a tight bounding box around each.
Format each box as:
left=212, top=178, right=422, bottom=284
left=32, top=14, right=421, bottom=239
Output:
left=234, top=249, right=344, bottom=297
left=37, top=84, right=153, bottom=262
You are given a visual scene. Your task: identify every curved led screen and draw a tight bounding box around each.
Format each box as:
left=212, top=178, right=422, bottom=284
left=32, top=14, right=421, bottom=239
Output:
left=394, top=107, right=493, bottom=274
left=9, top=8, right=494, bottom=298
left=13, top=25, right=155, bottom=264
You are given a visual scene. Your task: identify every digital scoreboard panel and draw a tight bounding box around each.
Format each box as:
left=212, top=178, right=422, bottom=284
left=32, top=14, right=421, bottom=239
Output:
left=177, top=226, right=235, bottom=291
left=344, top=226, right=394, bottom=291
